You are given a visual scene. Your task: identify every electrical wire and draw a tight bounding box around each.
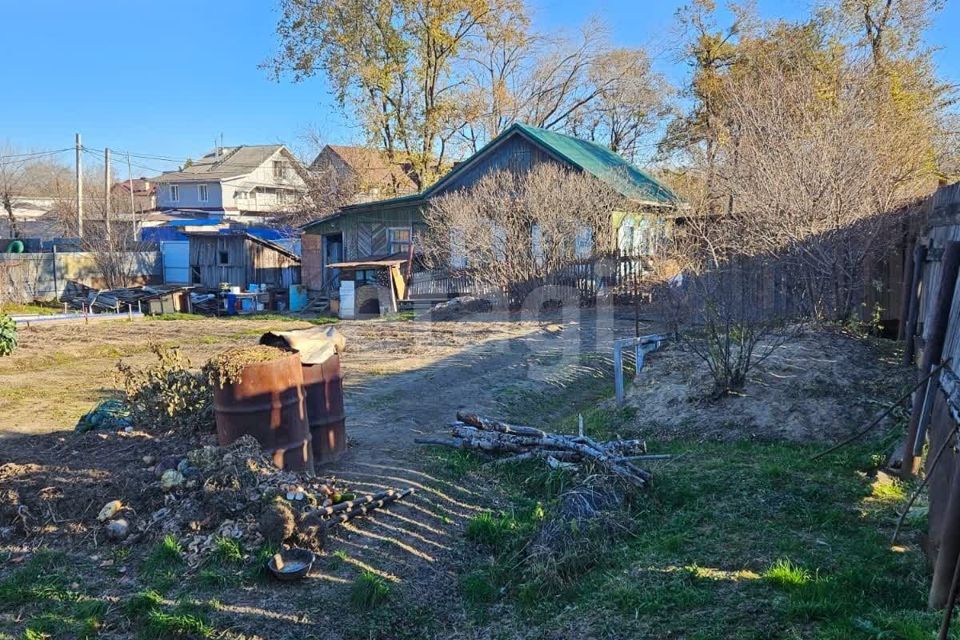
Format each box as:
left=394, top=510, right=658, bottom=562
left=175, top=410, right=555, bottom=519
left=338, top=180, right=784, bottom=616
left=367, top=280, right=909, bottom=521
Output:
left=0, top=148, right=73, bottom=168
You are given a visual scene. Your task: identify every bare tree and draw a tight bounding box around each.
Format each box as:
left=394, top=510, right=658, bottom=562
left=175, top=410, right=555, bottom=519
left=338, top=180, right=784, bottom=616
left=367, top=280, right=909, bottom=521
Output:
left=458, top=20, right=673, bottom=162
left=665, top=259, right=801, bottom=398
left=0, top=146, right=71, bottom=240
left=52, top=165, right=147, bottom=291
left=420, top=163, right=626, bottom=303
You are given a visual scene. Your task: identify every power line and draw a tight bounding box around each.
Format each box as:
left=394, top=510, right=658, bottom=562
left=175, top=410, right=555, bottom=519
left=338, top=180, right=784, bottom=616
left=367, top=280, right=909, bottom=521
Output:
left=0, top=148, right=73, bottom=168
left=0, top=148, right=72, bottom=159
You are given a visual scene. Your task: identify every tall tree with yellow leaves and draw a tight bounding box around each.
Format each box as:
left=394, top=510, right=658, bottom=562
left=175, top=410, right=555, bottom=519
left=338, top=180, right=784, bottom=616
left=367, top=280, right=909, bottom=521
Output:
left=270, top=0, right=523, bottom=190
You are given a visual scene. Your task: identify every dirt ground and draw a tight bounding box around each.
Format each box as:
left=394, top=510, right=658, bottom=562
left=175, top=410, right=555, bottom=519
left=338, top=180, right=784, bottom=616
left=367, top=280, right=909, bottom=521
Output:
left=621, top=326, right=911, bottom=443
left=0, top=312, right=915, bottom=638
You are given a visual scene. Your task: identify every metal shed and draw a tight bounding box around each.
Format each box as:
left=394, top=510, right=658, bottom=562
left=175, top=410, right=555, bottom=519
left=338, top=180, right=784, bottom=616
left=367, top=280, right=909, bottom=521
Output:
left=185, top=230, right=301, bottom=290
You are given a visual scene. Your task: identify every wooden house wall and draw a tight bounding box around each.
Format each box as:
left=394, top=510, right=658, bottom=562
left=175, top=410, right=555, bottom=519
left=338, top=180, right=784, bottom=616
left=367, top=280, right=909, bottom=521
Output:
left=189, top=236, right=300, bottom=289
left=431, top=135, right=558, bottom=196
left=247, top=238, right=301, bottom=288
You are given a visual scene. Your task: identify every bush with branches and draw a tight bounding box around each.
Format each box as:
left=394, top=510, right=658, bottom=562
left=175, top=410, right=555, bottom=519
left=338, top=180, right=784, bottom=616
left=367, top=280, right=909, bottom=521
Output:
left=0, top=313, right=16, bottom=356
left=420, top=163, right=629, bottom=305
left=116, top=345, right=213, bottom=432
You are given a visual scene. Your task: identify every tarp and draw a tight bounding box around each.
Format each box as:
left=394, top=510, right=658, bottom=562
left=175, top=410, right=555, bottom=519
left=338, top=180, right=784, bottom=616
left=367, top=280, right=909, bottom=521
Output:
left=259, top=326, right=345, bottom=365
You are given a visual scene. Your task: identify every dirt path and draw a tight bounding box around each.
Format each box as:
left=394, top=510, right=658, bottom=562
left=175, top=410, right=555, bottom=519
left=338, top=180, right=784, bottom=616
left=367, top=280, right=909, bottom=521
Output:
left=0, top=313, right=638, bottom=639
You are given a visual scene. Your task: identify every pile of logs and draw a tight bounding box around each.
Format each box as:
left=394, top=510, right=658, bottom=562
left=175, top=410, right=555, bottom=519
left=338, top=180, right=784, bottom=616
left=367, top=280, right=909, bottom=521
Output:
left=416, top=411, right=655, bottom=488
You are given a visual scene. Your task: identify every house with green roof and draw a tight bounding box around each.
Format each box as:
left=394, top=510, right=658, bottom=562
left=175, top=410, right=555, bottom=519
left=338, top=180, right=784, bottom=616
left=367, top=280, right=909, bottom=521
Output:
left=301, top=123, right=679, bottom=303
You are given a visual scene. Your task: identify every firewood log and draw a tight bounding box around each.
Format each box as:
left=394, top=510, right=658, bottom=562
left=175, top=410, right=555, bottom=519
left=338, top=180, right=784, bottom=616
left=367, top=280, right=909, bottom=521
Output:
left=456, top=412, right=547, bottom=438
left=323, top=488, right=415, bottom=529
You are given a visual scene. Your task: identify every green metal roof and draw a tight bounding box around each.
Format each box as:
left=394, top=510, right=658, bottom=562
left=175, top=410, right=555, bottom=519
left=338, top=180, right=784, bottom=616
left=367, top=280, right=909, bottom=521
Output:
left=509, top=123, right=677, bottom=204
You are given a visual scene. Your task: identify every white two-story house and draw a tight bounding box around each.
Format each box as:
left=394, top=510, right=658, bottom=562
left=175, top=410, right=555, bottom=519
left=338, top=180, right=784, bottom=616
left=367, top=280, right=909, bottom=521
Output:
left=152, top=144, right=308, bottom=221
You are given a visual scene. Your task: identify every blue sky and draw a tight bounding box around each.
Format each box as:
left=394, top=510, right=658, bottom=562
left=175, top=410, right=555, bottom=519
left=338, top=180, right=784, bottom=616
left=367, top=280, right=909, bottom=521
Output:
left=2, top=0, right=958, bottom=174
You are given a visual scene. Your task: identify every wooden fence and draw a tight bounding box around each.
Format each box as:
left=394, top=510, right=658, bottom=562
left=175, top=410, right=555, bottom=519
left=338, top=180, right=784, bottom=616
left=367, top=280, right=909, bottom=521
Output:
left=408, top=210, right=919, bottom=327
left=898, top=181, right=960, bottom=609
left=407, top=252, right=654, bottom=307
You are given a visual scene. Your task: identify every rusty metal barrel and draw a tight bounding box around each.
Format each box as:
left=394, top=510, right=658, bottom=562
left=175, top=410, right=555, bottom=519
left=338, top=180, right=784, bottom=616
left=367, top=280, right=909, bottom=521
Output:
left=213, top=352, right=314, bottom=472
left=302, top=352, right=347, bottom=465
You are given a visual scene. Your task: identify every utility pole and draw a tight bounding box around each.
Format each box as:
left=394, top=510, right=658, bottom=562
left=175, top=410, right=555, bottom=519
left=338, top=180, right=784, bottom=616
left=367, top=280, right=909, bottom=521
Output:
left=75, top=133, right=83, bottom=238
left=104, top=147, right=111, bottom=236
left=127, top=152, right=136, bottom=244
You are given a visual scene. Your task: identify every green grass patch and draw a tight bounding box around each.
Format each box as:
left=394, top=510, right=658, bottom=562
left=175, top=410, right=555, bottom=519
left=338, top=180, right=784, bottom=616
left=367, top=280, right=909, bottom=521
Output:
left=141, top=534, right=184, bottom=592
left=1, top=301, right=63, bottom=316
left=126, top=590, right=217, bottom=639
left=211, top=537, right=243, bottom=565
left=426, top=369, right=943, bottom=638
left=141, top=607, right=214, bottom=639
left=350, top=571, right=391, bottom=610
left=0, top=551, right=109, bottom=639
left=763, top=558, right=812, bottom=588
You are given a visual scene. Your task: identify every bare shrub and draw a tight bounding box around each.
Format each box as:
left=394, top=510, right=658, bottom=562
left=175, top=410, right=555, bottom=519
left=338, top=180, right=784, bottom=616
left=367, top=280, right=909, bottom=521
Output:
left=420, top=163, right=626, bottom=304
left=666, top=261, right=802, bottom=398
left=117, top=345, right=213, bottom=432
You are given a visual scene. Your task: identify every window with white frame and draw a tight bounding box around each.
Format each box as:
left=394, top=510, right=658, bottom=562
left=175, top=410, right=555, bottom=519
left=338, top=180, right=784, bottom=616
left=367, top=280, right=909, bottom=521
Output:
left=531, top=224, right=544, bottom=266
left=169, top=184, right=180, bottom=202
left=273, top=160, right=287, bottom=180
left=618, top=219, right=635, bottom=255
left=388, top=227, right=412, bottom=254
left=491, top=223, right=507, bottom=262
left=575, top=227, right=593, bottom=259
left=198, top=184, right=208, bottom=202
left=450, top=229, right=467, bottom=269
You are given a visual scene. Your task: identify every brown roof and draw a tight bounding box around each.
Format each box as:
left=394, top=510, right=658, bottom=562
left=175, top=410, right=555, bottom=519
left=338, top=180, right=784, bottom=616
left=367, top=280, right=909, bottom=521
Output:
left=312, top=145, right=417, bottom=195
left=113, top=178, right=155, bottom=196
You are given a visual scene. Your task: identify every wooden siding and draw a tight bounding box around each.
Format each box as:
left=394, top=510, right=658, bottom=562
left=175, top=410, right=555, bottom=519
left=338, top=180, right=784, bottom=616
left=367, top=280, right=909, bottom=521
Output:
left=189, top=235, right=301, bottom=290
left=431, top=135, right=558, bottom=196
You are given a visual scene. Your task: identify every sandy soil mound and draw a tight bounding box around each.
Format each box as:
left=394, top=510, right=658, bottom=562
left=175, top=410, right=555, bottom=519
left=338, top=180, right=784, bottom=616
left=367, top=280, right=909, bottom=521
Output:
left=623, top=326, right=911, bottom=443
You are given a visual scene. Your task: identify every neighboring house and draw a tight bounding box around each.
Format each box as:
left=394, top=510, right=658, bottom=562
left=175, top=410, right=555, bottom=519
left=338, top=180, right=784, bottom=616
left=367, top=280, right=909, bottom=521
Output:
left=111, top=177, right=156, bottom=214
left=301, top=123, right=678, bottom=296
left=0, top=195, right=75, bottom=247
left=153, top=145, right=308, bottom=220
left=185, top=230, right=301, bottom=290
left=309, top=145, right=417, bottom=204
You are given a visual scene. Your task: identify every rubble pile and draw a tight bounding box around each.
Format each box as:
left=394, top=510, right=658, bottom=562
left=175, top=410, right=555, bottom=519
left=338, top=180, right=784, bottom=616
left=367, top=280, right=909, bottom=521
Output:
left=95, top=436, right=339, bottom=564
left=87, top=436, right=413, bottom=566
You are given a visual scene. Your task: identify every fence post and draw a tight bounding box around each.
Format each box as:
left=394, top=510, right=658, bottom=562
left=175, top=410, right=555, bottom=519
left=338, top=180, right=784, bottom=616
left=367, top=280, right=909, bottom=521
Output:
left=930, top=432, right=960, bottom=609
left=898, top=239, right=917, bottom=341
left=51, top=245, right=59, bottom=302
left=903, top=241, right=960, bottom=479
left=613, top=343, right=624, bottom=405
left=902, top=244, right=927, bottom=367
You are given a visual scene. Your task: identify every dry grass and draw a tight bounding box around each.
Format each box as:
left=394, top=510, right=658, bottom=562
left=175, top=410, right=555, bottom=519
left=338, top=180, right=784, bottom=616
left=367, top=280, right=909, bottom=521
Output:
left=0, top=314, right=539, bottom=436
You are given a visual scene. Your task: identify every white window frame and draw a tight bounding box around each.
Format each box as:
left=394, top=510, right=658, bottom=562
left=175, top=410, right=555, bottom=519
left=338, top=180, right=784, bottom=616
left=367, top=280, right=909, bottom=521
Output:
left=575, top=226, right=593, bottom=259
left=388, top=227, right=412, bottom=254
left=273, top=160, right=287, bottom=180
left=169, top=184, right=180, bottom=202
left=450, top=229, right=467, bottom=269
left=531, top=224, right=544, bottom=266
left=198, top=184, right=208, bottom=202
left=491, top=223, right=507, bottom=262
